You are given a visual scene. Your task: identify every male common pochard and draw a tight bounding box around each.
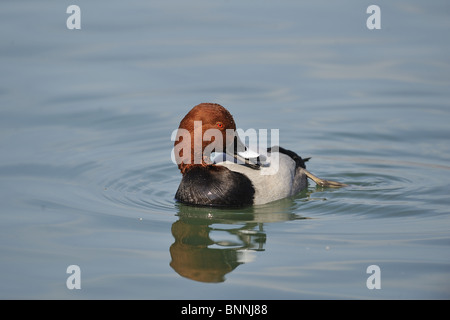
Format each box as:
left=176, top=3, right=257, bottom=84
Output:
left=173, top=103, right=346, bottom=207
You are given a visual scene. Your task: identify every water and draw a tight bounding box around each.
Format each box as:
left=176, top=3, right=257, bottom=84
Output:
left=1, top=0, right=450, bottom=299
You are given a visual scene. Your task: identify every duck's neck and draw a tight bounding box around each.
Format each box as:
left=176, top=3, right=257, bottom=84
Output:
left=178, top=154, right=213, bottom=175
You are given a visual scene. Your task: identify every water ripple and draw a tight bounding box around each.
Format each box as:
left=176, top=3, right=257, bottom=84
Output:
left=101, top=162, right=177, bottom=214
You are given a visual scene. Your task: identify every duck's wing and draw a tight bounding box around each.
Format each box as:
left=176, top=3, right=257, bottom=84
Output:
left=267, top=146, right=346, bottom=187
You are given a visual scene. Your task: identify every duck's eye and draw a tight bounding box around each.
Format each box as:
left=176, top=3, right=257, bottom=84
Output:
left=216, top=122, right=224, bottom=129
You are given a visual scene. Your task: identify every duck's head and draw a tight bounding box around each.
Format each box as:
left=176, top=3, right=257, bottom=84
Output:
left=174, top=103, right=259, bottom=174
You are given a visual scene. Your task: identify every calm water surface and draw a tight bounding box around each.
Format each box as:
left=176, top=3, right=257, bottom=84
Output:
left=1, top=0, right=450, bottom=299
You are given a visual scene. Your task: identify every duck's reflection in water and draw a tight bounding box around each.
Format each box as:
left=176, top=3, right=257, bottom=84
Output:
left=170, top=219, right=264, bottom=283
left=170, top=197, right=309, bottom=283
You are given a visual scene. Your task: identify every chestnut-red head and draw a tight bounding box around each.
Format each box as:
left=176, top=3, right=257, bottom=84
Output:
left=174, top=103, right=237, bottom=174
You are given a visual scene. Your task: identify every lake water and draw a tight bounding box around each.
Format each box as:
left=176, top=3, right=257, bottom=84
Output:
left=1, top=0, right=450, bottom=299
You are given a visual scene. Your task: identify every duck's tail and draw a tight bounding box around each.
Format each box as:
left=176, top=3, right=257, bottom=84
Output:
left=267, top=146, right=309, bottom=169
left=267, top=146, right=347, bottom=187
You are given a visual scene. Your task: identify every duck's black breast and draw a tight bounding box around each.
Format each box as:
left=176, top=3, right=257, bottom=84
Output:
left=175, top=165, right=255, bottom=207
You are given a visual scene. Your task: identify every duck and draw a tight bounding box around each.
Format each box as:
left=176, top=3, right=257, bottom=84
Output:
left=173, top=103, right=346, bottom=207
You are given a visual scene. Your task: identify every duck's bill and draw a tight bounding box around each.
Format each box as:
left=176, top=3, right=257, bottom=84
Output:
left=226, top=135, right=263, bottom=169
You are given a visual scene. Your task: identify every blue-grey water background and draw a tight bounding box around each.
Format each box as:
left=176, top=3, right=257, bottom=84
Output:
left=1, top=0, right=450, bottom=299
